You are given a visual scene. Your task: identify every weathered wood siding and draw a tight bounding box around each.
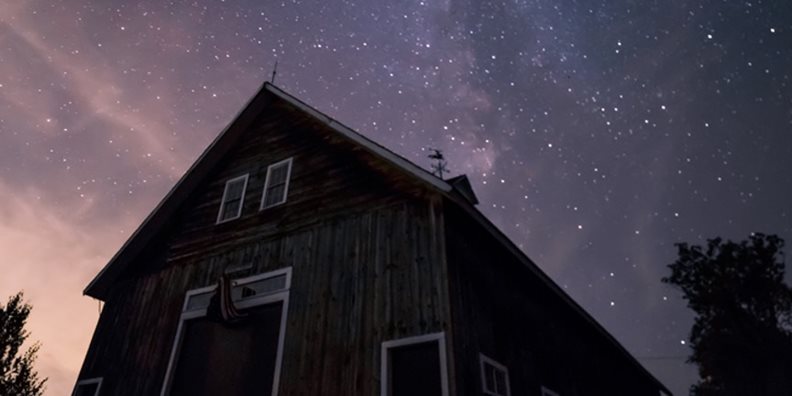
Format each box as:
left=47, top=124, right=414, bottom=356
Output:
left=161, top=98, right=437, bottom=265
left=76, top=97, right=452, bottom=395
left=444, top=202, right=662, bottom=396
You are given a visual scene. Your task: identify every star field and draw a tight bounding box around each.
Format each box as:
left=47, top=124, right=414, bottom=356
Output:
left=1, top=1, right=790, bottom=394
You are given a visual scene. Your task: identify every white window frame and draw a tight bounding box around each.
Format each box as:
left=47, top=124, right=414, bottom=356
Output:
left=260, top=158, right=293, bottom=210
left=479, top=353, right=511, bottom=396
left=216, top=174, right=249, bottom=224
left=380, top=332, right=449, bottom=396
left=160, top=267, right=292, bottom=396
left=72, top=377, right=102, bottom=396
left=541, top=386, right=560, bottom=396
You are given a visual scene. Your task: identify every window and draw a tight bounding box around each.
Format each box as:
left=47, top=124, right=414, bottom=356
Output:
left=541, top=386, right=560, bottom=396
left=216, top=174, right=249, bottom=223
left=73, top=378, right=102, bottom=396
left=480, top=354, right=510, bottom=396
left=381, top=332, right=449, bottom=396
left=161, top=268, right=291, bottom=396
left=260, top=158, right=292, bottom=209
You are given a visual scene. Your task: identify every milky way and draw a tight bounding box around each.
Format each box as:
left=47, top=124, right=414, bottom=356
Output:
left=1, top=1, right=790, bottom=394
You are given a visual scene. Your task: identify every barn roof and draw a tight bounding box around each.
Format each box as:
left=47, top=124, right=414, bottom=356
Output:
left=84, top=82, right=670, bottom=394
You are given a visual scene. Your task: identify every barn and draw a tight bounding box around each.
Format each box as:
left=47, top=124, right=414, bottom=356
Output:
left=73, top=82, right=671, bottom=396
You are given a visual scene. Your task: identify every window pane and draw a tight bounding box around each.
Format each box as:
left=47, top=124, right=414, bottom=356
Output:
left=169, top=302, right=283, bottom=396
left=233, top=274, right=288, bottom=300
left=264, top=185, right=285, bottom=207
left=484, top=364, right=496, bottom=392
left=495, top=369, right=507, bottom=394
left=225, top=180, right=245, bottom=200
left=221, top=199, right=241, bottom=220
left=262, top=161, right=291, bottom=209
left=185, top=275, right=288, bottom=312
left=218, top=177, right=246, bottom=222
left=74, top=383, right=99, bottom=396
left=390, top=341, right=442, bottom=396
left=269, top=164, right=288, bottom=185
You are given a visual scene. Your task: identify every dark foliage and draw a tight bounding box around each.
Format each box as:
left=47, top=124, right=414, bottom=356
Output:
left=664, top=233, right=792, bottom=395
left=0, top=293, right=46, bottom=396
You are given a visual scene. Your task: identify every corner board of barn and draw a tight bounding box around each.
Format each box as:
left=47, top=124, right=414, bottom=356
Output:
left=72, top=82, right=672, bottom=396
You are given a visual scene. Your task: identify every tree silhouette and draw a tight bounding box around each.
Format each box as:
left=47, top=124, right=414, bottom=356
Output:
left=663, top=233, right=792, bottom=395
left=0, top=293, right=46, bottom=396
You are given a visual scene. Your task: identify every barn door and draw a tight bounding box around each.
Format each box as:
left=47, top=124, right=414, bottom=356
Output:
left=162, top=269, right=291, bottom=396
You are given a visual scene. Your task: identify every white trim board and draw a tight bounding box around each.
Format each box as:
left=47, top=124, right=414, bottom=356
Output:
left=541, top=386, right=560, bottom=396
left=72, top=377, right=102, bottom=396
left=380, top=332, right=449, bottom=396
left=479, top=353, right=511, bottom=396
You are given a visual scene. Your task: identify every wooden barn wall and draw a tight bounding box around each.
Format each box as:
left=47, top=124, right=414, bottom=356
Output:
left=76, top=97, right=452, bottom=395
left=444, top=202, right=662, bottom=396
left=159, top=97, right=434, bottom=266
left=78, top=199, right=450, bottom=396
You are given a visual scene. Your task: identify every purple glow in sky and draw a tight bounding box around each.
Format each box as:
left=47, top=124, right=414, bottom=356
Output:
left=1, top=1, right=791, bottom=394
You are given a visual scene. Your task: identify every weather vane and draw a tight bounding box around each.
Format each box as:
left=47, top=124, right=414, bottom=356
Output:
left=427, top=148, right=448, bottom=179
left=271, top=61, right=278, bottom=84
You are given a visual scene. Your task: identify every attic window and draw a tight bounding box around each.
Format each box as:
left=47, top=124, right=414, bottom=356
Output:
left=541, top=386, right=560, bottom=396
left=480, top=354, right=510, bottom=396
left=217, top=174, right=249, bottom=224
left=73, top=378, right=102, bottom=396
left=260, top=158, right=292, bottom=210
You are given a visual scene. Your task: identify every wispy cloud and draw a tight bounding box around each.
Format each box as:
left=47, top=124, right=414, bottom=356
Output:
left=0, top=2, right=188, bottom=178
left=0, top=178, right=133, bottom=395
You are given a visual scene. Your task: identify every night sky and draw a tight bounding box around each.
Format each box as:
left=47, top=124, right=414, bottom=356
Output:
left=1, top=1, right=791, bottom=394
